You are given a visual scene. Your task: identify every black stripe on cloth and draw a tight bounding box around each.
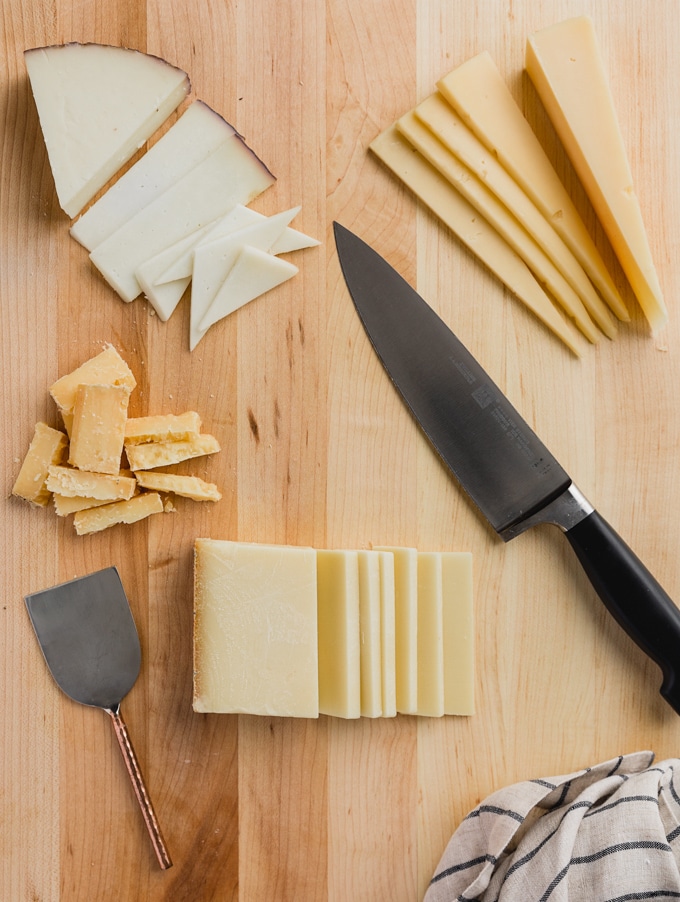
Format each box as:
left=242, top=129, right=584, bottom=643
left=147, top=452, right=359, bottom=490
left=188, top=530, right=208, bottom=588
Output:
left=604, top=892, right=680, bottom=901
left=666, top=824, right=680, bottom=843
left=606, top=756, right=625, bottom=777
left=583, top=794, right=659, bottom=819
left=464, top=804, right=525, bottom=824
left=429, top=853, right=497, bottom=885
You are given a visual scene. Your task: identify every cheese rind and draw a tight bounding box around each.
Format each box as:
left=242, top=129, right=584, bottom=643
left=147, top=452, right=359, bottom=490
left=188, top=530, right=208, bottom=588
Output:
left=441, top=552, right=474, bottom=715
left=416, top=552, right=444, bottom=717
left=46, top=465, right=136, bottom=501
left=124, top=433, right=220, bottom=470
left=12, top=422, right=68, bottom=506
left=525, top=16, right=666, bottom=331
left=49, top=344, right=136, bottom=412
left=193, top=539, right=319, bottom=717
left=124, top=411, right=201, bottom=445
left=73, top=491, right=163, bottom=535
left=134, top=471, right=221, bottom=501
left=68, top=383, right=130, bottom=474
left=24, top=43, right=189, bottom=217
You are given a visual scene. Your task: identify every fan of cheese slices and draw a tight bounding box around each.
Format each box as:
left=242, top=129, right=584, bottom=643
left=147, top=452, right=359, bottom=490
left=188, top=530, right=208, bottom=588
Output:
left=12, top=345, right=222, bottom=534
left=370, top=16, right=667, bottom=354
left=24, top=43, right=319, bottom=350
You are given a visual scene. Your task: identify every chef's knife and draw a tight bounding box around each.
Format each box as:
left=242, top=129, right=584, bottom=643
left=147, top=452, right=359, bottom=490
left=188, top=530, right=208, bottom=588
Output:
left=333, top=221, right=680, bottom=715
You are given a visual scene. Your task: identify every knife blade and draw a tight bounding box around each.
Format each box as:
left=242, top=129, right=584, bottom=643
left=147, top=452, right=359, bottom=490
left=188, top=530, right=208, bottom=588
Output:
left=333, top=221, right=680, bottom=715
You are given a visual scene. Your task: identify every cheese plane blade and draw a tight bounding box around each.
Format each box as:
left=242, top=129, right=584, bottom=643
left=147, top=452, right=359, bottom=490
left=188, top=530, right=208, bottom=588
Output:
left=333, top=221, right=680, bottom=715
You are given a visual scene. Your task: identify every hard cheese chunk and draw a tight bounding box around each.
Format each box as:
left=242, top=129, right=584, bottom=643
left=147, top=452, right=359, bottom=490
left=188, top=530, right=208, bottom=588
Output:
left=24, top=43, right=189, bottom=217
left=46, top=465, right=136, bottom=501
left=74, top=491, right=163, bottom=535
left=124, top=433, right=220, bottom=470
left=416, top=552, right=445, bottom=717
left=134, top=471, right=221, bottom=502
left=124, top=410, right=201, bottom=445
left=12, top=422, right=68, bottom=506
left=442, top=552, right=474, bottom=715
left=49, top=344, right=136, bottom=412
left=375, top=546, right=419, bottom=714
left=317, top=550, right=361, bottom=719
left=69, top=383, right=130, bottom=474
left=526, top=16, right=666, bottom=331
left=193, top=539, right=319, bottom=717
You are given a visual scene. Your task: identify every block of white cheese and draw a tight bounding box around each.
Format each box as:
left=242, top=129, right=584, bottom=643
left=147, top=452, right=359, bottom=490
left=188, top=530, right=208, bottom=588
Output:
left=89, top=135, right=275, bottom=302
left=414, top=92, right=616, bottom=336
left=24, top=43, right=190, bottom=217
left=12, top=422, right=68, bottom=506
left=316, top=550, right=361, bottom=719
left=441, top=552, right=474, bottom=715
left=377, top=550, right=397, bottom=718
left=437, top=51, right=628, bottom=322
left=416, top=552, right=444, bottom=717
left=526, top=16, right=666, bottom=332
left=71, top=100, right=234, bottom=251
left=396, top=110, right=600, bottom=344
left=357, top=550, right=383, bottom=717
left=49, top=344, right=136, bottom=412
left=369, top=126, right=583, bottom=356
left=193, top=539, right=319, bottom=717
left=374, top=546, right=419, bottom=714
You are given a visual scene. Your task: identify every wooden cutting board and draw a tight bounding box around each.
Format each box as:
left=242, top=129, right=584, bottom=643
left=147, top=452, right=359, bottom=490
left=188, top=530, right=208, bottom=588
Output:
left=2, top=0, right=680, bottom=898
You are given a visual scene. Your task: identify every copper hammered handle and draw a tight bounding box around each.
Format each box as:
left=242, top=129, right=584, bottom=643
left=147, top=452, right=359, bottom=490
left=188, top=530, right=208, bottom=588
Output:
left=107, top=706, right=173, bottom=870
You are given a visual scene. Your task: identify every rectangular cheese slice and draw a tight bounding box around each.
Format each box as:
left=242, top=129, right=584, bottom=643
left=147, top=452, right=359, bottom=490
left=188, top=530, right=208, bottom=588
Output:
left=316, top=550, right=361, bottom=719
left=441, top=552, right=474, bottom=715
left=12, top=422, right=68, bottom=506
left=53, top=494, right=115, bottom=516
left=436, top=51, right=628, bottom=322
left=378, top=551, right=397, bottom=718
left=134, top=471, right=221, bottom=502
left=357, top=550, right=383, bottom=717
left=89, top=136, right=275, bottom=302
left=49, top=344, right=136, bottom=412
left=68, top=383, right=130, bottom=474
left=124, top=410, right=201, bottom=444
left=71, top=100, right=236, bottom=250
left=369, top=127, right=583, bottom=356
left=124, top=433, right=220, bottom=470
left=46, top=465, right=136, bottom=501
left=416, top=552, right=444, bottom=717
left=73, top=491, right=163, bottom=535
left=526, top=16, right=666, bottom=332
left=374, top=546, right=418, bottom=714
left=193, top=539, right=319, bottom=717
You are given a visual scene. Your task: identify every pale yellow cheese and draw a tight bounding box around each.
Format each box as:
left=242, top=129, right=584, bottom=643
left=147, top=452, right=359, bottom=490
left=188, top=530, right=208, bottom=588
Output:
left=437, top=51, right=628, bottom=322
left=68, top=383, right=130, bottom=474
left=46, top=465, right=136, bottom=501
left=192, top=539, right=319, bottom=717
left=369, top=126, right=583, bottom=356
left=526, top=17, right=666, bottom=332
left=357, top=550, right=383, bottom=718
left=378, top=551, right=397, bottom=718
left=396, top=110, right=600, bottom=344
left=416, top=552, right=444, bottom=717
left=125, top=433, right=220, bottom=470
left=413, top=92, right=616, bottom=337
left=441, top=552, right=474, bottom=715
left=53, top=494, right=115, bottom=516
left=316, top=550, right=361, bottom=719
left=134, top=471, right=221, bottom=501
left=74, top=491, right=163, bottom=535
left=12, top=422, right=68, bottom=506
left=49, top=344, right=136, bottom=412
left=374, top=546, right=418, bottom=714
left=124, top=410, right=202, bottom=445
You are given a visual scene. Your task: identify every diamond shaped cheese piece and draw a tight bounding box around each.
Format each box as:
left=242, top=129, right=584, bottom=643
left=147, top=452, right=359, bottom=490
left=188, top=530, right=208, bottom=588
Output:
left=374, top=546, right=418, bottom=714
left=526, top=17, right=666, bottom=332
left=69, top=383, right=130, bottom=474
left=124, top=434, right=220, bottom=470
left=317, top=550, right=361, bottom=719
left=24, top=43, right=189, bottom=217
left=12, top=422, right=68, bottom=506
left=442, top=552, right=474, bottom=715
left=193, top=539, right=319, bottom=717
left=49, top=344, right=136, bottom=412
left=73, top=491, right=163, bottom=535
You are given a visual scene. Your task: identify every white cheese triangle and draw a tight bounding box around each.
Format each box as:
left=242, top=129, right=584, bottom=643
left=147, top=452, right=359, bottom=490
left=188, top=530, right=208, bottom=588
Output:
left=24, top=43, right=190, bottom=217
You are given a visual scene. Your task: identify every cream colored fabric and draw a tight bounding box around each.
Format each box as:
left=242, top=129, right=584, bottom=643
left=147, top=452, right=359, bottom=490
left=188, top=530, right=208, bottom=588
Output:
left=425, top=751, right=680, bottom=901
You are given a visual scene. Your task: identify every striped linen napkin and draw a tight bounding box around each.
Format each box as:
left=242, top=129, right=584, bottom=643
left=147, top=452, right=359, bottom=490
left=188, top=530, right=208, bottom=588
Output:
left=425, top=751, right=680, bottom=901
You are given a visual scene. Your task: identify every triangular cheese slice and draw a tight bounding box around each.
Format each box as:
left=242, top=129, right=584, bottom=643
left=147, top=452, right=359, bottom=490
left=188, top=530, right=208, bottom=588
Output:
left=526, top=17, right=666, bottom=332
left=25, top=43, right=190, bottom=217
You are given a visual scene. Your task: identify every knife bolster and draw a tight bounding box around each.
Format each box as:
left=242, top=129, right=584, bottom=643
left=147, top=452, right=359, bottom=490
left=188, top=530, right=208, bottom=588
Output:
left=500, top=483, right=594, bottom=540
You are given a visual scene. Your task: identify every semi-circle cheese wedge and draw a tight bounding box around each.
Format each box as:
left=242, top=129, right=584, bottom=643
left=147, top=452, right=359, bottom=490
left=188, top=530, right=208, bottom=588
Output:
left=395, top=111, right=601, bottom=343
left=525, top=17, right=667, bottom=333
left=24, top=43, right=190, bottom=217
left=437, top=51, right=628, bottom=323
left=369, top=125, right=584, bottom=356
left=414, top=93, right=616, bottom=337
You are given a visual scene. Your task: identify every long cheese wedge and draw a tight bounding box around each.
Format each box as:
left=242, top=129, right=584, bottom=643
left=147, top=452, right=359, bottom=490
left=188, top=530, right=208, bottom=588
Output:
left=71, top=100, right=234, bottom=251
left=73, top=491, right=164, bottom=535
left=46, top=465, right=136, bottom=501
left=124, top=433, right=220, bottom=470
left=441, top=552, right=474, bottom=715
left=370, top=127, right=583, bottom=356
left=414, top=93, right=616, bottom=336
left=437, top=51, right=628, bottom=322
left=193, top=540, right=319, bottom=716
left=526, top=17, right=666, bottom=332
left=12, top=422, right=68, bottom=506
left=394, top=113, right=601, bottom=343
left=416, top=552, right=444, bottom=717
left=134, top=471, right=221, bottom=502
left=25, top=43, right=189, bottom=217
left=89, top=135, right=275, bottom=302
left=125, top=411, right=201, bottom=444
left=317, top=550, right=361, bottom=719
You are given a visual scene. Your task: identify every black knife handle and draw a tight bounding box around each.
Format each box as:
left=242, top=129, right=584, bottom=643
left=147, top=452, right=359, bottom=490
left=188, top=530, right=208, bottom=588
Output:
left=565, top=509, right=680, bottom=715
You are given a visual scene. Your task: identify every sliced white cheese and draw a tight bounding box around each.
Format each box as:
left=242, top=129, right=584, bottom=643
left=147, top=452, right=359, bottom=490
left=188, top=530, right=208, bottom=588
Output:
left=135, top=225, right=213, bottom=321
left=441, top=552, right=474, bottom=715
left=414, top=93, right=616, bottom=336
left=526, top=16, right=667, bottom=332
left=269, top=226, right=320, bottom=255
left=89, top=135, right=275, bottom=302
left=437, top=51, right=628, bottom=322
left=378, top=551, right=397, bottom=718
left=416, top=552, right=444, bottom=717
left=71, top=100, right=233, bottom=251
left=24, top=43, right=189, bottom=217
left=357, top=550, right=383, bottom=718
left=396, top=110, right=601, bottom=344
left=369, top=126, right=584, bottom=356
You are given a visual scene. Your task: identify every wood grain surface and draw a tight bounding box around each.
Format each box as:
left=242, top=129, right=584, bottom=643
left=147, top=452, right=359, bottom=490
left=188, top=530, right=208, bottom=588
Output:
left=2, top=0, right=680, bottom=899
